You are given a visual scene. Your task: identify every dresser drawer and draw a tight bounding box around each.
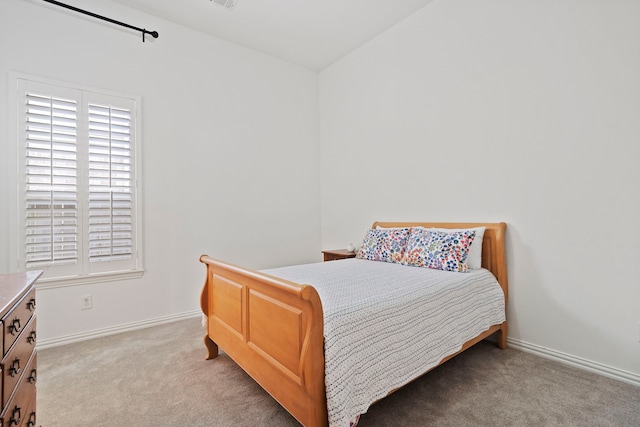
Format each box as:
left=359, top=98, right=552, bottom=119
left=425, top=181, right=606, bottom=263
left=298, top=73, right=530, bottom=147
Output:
left=1, top=317, right=36, bottom=409
left=1, top=289, right=36, bottom=357
left=0, top=353, right=36, bottom=427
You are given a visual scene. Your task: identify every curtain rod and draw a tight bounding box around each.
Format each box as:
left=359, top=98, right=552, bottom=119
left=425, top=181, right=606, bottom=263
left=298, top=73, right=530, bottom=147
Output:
left=42, top=0, right=159, bottom=42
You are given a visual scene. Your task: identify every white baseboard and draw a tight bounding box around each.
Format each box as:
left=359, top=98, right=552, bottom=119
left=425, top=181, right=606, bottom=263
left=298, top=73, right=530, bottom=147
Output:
left=36, top=310, right=203, bottom=350
left=507, top=337, right=640, bottom=388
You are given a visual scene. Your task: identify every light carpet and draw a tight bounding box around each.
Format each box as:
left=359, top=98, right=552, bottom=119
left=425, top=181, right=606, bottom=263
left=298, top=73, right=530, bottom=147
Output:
left=38, top=317, right=640, bottom=426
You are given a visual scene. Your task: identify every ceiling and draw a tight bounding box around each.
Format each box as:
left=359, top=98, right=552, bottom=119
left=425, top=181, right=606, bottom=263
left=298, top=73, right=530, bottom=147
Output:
left=112, top=0, right=436, bottom=70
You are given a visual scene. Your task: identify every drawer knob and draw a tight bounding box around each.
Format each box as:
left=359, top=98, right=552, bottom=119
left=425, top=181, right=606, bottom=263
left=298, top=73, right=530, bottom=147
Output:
left=27, top=330, right=37, bottom=344
left=8, top=318, right=22, bottom=335
left=27, top=298, right=36, bottom=311
left=9, top=406, right=21, bottom=425
left=27, top=412, right=36, bottom=427
left=8, top=358, right=21, bottom=377
left=28, top=368, right=37, bottom=384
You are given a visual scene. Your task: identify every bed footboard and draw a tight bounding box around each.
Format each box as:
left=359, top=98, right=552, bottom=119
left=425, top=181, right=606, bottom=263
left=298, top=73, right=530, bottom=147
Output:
left=200, top=255, right=327, bottom=427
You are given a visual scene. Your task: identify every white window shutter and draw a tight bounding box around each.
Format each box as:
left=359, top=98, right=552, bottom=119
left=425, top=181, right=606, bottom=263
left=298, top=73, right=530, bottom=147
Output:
left=24, top=92, right=79, bottom=268
left=88, top=103, right=134, bottom=263
left=16, top=77, right=142, bottom=284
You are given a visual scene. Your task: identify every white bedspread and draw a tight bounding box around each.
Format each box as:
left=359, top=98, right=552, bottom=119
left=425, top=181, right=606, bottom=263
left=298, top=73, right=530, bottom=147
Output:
left=263, top=258, right=505, bottom=427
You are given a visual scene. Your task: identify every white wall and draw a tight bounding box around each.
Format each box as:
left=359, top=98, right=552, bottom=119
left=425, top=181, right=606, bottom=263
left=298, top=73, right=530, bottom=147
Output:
left=319, top=0, right=640, bottom=378
left=0, top=0, right=320, bottom=343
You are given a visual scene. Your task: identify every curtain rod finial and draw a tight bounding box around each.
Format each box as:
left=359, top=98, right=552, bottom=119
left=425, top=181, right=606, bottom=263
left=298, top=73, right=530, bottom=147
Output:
left=142, top=29, right=159, bottom=42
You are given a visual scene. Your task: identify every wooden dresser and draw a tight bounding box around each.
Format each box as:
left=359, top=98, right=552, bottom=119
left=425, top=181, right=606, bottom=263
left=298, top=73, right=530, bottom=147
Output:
left=0, top=271, right=40, bottom=427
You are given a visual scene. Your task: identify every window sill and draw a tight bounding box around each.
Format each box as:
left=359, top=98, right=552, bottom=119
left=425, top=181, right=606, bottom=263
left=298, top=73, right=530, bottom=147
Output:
left=34, top=269, right=144, bottom=290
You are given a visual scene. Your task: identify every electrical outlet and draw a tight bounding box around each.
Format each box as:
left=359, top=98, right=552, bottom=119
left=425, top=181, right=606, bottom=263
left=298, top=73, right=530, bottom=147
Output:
left=81, top=295, right=93, bottom=310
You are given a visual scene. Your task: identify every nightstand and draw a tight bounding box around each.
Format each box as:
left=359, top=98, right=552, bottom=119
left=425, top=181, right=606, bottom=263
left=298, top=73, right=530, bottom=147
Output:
left=322, top=249, right=357, bottom=262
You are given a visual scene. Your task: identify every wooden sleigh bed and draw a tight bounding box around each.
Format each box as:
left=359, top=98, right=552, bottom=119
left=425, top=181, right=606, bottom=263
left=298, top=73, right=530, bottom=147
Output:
left=200, top=222, right=508, bottom=426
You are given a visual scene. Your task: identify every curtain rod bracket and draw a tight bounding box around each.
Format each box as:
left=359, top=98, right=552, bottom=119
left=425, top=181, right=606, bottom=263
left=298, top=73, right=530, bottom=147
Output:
left=42, top=0, right=159, bottom=42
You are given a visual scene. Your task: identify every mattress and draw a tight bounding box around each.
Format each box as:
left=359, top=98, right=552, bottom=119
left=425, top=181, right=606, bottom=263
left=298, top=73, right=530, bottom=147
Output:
left=263, top=258, right=506, bottom=427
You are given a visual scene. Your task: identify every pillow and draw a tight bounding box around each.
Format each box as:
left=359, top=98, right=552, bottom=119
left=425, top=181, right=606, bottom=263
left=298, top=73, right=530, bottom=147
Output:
left=356, top=228, right=410, bottom=263
left=431, top=226, right=485, bottom=270
left=402, top=228, right=476, bottom=272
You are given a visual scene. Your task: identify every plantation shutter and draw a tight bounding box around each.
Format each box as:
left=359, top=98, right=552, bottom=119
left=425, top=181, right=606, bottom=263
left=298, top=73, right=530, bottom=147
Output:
left=88, top=103, right=133, bottom=263
left=16, top=77, right=142, bottom=283
left=24, top=92, right=79, bottom=269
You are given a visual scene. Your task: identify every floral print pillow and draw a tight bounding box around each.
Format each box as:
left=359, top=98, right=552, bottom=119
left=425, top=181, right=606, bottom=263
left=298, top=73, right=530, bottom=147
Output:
left=402, top=228, right=476, bottom=272
left=356, top=228, right=410, bottom=263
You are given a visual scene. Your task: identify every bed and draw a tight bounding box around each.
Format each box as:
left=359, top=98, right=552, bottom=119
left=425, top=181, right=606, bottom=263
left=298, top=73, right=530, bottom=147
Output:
left=200, top=221, right=508, bottom=426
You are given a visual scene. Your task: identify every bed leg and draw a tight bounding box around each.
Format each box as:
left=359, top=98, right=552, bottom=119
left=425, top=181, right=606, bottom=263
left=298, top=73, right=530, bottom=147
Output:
left=497, top=321, right=508, bottom=350
left=204, top=334, right=219, bottom=360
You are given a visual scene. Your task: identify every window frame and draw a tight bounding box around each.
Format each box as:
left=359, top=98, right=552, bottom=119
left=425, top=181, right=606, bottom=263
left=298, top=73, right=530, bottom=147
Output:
left=9, top=73, right=144, bottom=289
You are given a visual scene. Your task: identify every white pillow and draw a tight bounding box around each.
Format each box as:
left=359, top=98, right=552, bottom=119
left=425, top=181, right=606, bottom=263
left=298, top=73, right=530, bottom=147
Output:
left=431, top=226, right=485, bottom=270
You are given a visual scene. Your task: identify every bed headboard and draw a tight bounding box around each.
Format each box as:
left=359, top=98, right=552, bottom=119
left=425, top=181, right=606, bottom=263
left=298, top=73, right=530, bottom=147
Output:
left=370, top=222, right=508, bottom=302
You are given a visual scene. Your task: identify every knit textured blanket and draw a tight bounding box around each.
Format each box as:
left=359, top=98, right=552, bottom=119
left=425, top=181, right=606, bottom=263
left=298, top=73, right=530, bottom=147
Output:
left=263, top=258, right=505, bottom=427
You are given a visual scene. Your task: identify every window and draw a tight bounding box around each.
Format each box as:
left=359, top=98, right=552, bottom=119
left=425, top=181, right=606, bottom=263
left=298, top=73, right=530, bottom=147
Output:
left=14, top=77, right=143, bottom=286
